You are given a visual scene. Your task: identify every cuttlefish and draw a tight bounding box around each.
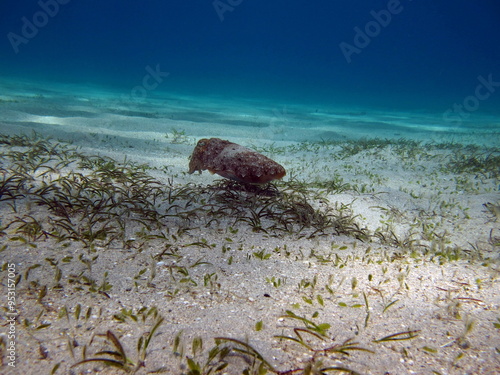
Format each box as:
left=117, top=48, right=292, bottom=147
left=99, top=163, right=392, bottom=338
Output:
left=188, top=138, right=286, bottom=184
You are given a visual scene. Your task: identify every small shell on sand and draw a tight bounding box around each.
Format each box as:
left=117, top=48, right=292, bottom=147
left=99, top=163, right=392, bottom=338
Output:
left=188, top=138, right=286, bottom=184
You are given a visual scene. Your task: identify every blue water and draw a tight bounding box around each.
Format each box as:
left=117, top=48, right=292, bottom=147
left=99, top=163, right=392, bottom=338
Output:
left=1, top=0, right=500, bottom=122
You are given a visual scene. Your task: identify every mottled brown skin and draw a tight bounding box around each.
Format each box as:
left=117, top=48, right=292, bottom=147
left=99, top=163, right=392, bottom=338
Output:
left=188, top=138, right=286, bottom=184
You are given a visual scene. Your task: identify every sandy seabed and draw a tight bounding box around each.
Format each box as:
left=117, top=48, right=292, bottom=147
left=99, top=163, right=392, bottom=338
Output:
left=0, top=80, right=499, bottom=374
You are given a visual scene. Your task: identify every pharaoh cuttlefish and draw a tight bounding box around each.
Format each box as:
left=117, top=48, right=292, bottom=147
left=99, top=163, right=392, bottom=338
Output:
left=188, top=138, right=286, bottom=184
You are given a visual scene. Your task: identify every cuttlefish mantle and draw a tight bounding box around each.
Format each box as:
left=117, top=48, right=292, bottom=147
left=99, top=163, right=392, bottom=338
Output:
left=188, top=138, right=286, bottom=184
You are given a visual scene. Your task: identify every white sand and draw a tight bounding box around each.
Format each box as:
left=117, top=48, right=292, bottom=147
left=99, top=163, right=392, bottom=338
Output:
left=0, top=80, right=499, bottom=374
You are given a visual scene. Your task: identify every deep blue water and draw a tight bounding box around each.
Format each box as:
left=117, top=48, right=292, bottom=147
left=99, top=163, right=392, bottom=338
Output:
left=1, top=0, right=500, bottom=115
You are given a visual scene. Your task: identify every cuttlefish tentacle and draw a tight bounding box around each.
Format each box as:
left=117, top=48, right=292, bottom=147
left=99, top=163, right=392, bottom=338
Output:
left=188, top=138, right=286, bottom=184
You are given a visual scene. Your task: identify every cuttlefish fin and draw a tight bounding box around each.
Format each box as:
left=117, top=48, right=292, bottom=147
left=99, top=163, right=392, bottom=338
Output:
left=211, top=169, right=242, bottom=182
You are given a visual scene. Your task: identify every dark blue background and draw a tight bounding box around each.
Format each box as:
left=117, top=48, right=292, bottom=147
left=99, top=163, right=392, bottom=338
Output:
left=1, top=0, right=499, bottom=111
